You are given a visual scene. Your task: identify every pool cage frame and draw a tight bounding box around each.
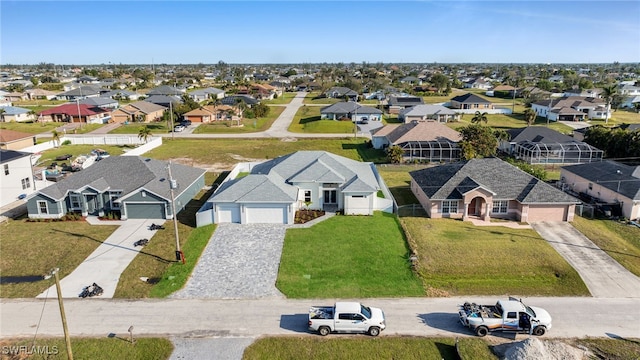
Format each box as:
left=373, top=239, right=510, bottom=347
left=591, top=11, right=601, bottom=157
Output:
left=513, top=141, right=603, bottom=164
left=400, top=140, right=461, bottom=163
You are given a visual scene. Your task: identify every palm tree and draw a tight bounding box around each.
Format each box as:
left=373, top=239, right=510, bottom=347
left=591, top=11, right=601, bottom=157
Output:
left=387, top=145, right=405, bottom=163
left=601, top=85, right=617, bottom=124
left=138, top=125, right=152, bottom=143
left=523, top=108, right=537, bottom=126
left=471, top=111, right=488, bottom=124
left=51, top=130, right=61, bottom=147
left=0, top=108, right=5, bottom=123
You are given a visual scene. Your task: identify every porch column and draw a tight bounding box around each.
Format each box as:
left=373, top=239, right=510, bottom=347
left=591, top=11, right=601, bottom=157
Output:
left=97, top=195, right=104, bottom=217
left=81, top=195, right=88, bottom=217
left=462, top=202, right=469, bottom=221
left=484, top=202, right=491, bottom=222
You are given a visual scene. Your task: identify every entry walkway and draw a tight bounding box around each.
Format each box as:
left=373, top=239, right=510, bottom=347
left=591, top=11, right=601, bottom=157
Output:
left=37, top=218, right=165, bottom=299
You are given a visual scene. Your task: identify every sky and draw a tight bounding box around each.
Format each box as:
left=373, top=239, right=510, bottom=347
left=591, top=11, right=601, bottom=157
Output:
left=1, top=1, right=639, bottom=65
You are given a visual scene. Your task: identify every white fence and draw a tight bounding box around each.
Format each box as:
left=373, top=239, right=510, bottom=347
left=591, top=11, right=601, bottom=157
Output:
left=21, top=135, right=162, bottom=156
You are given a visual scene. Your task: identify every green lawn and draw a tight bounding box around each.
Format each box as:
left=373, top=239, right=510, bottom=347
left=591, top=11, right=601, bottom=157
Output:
left=377, top=164, right=428, bottom=206
left=193, top=106, right=285, bottom=133
left=276, top=212, right=424, bottom=298
left=0, top=121, right=60, bottom=134
left=0, top=337, right=173, bottom=360
left=243, top=337, right=497, bottom=360
left=261, top=92, right=297, bottom=104
left=144, top=138, right=387, bottom=167
left=401, top=217, right=590, bottom=296
left=303, top=92, right=341, bottom=105
left=447, top=114, right=574, bottom=134
left=109, top=122, right=172, bottom=134
left=570, top=216, right=640, bottom=276
left=590, top=109, right=640, bottom=126
left=35, top=144, right=132, bottom=168
left=0, top=220, right=118, bottom=298
left=288, top=106, right=357, bottom=134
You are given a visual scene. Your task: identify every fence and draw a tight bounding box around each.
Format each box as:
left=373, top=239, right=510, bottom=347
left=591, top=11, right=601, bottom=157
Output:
left=22, top=135, right=162, bottom=156
left=397, top=204, right=428, bottom=217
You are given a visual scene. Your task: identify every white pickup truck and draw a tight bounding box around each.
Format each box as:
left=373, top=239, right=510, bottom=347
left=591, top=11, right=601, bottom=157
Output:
left=458, top=297, right=552, bottom=337
left=308, top=302, right=386, bottom=336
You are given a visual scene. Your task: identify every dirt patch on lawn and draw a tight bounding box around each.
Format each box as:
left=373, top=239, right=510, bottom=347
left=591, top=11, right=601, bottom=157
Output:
left=170, top=154, right=266, bottom=172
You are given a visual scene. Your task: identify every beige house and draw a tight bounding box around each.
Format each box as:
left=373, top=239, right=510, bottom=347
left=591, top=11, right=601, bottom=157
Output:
left=410, top=158, right=579, bottom=223
left=183, top=105, right=241, bottom=123
left=111, top=101, right=166, bottom=123
left=0, top=129, right=36, bottom=150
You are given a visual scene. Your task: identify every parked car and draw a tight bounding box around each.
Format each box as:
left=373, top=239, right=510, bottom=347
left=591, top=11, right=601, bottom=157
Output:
left=458, top=297, right=552, bottom=337
left=180, top=119, right=192, bottom=126
left=308, top=302, right=386, bottom=336
left=173, top=125, right=185, bottom=132
left=357, top=117, right=369, bottom=124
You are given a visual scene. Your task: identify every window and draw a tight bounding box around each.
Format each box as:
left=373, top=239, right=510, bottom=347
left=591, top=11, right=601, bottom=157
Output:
left=3, top=164, right=8, bottom=175
left=110, top=191, right=122, bottom=209
left=507, top=312, right=517, bottom=319
left=492, top=200, right=508, bottom=214
left=38, top=201, right=48, bottom=214
left=441, top=200, right=458, bottom=214
left=70, top=194, right=81, bottom=209
left=338, top=313, right=355, bottom=320
left=352, top=195, right=364, bottom=198
left=304, top=190, right=311, bottom=203
left=21, top=177, right=30, bottom=190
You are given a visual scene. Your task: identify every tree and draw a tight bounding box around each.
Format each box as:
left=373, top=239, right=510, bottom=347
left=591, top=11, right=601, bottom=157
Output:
left=601, top=84, right=617, bottom=124
left=458, top=124, right=503, bottom=160
left=51, top=130, right=61, bottom=147
left=138, top=125, right=152, bottom=143
left=470, top=111, right=488, bottom=124
left=634, top=102, right=640, bottom=113
left=253, top=103, right=270, bottom=118
left=430, top=73, right=449, bottom=94
left=387, top=145, right=405, bottom=163
left=0, top=108, right=5, bottom=122
left=523, top=108, right=537, bottom=126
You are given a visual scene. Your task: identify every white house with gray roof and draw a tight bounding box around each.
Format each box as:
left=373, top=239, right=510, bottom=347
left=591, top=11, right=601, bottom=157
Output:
left=320, top=102, right=382, bottom=122
left=27, top=156, right=205, bottom=220
left=197, top=151, right=394, bottom=225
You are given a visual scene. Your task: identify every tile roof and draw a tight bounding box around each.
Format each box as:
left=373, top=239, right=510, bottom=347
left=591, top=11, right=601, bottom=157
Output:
left=379, top=121, right=462, bottom=144
left=37, top=156, right=205, bottom=201
left=39, top=104, right=109, bottom=116
left=562, top=160, right=640, bottom=200
left=410, top=158, right=578, bottom=204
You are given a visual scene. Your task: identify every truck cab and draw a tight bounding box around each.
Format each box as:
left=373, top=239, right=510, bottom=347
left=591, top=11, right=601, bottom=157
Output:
left=458, top=297, right=552, bottom=337
left=308, top=302, right=386, bottom=336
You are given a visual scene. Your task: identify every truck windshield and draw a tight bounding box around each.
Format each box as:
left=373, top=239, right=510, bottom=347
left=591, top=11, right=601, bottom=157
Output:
left=361, top=305, right=372, bottom=319
left=525, top=306, right=537, bottom=317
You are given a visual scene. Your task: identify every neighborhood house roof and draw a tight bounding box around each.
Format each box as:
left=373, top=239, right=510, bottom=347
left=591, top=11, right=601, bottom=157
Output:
left=0, top=149, right=31, bottom=164
left=78, top=97, right=118, bottom=107
left=506, top=126, right=576, bottom=143
left=563, top=160, right=640, bottom=200
left=399, top=104, right=457, bottom=117
left=451, top=93, right=491, bottom=104
left=0, top=129, right=34, bottom=143
left=320, top=102, right=382, bottom=115
left=374, top=121, right=462, bottom=144
left=387, top=96, right=424, bottom=107
left=0, top=106, right=30, bottom=115
left=410, top=158, right=578, bottom=204
left=36, top=156, right=205, bottom=202
left=146, top=85, right=183, bottom=96
left=210, top=151, right=380, bottom=203
left=39, top=104, right=109, bottom=116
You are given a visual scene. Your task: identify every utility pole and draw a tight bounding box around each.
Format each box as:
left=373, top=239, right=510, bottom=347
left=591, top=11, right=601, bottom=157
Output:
left=167, top=162, right=183, bottom=263
left=169, top=101, right=174, bottom=140
left=52, top=268, right=73, bottom=360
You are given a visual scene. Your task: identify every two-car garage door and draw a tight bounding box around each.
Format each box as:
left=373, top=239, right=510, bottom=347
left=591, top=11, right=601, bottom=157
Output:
left=125, top=203, right=166, bottom=219
left=245, top=204, right=288, bottom=224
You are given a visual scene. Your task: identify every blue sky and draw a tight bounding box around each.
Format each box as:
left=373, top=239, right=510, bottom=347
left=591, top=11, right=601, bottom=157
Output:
left=1, top=1, right=639, bottom=64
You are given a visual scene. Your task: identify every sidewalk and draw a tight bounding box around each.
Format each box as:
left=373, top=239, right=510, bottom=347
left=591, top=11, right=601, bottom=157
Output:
left=36, top=218, right=166, bottom=299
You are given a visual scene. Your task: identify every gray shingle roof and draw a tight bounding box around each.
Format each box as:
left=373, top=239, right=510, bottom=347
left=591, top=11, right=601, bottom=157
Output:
left=506, top=126, right=575, bottom=143
left=146, top=85, right=183, bottom=96
left=562, top=160, right=640, bottom=200
left=451, top=93, right=490, bottom=104
left=320, top=102, right=382, bottom=115
left=400, top=104, right=456, bottom=117
left=38, top=156, right=205, bottom=201
left=410, top=158, right=578, bottom=204
left=0, top=149, right=30, bottom=164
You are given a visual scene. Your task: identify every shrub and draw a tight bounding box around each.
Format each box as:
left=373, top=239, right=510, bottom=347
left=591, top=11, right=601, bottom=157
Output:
left=61, top=140, right=71, bottom=146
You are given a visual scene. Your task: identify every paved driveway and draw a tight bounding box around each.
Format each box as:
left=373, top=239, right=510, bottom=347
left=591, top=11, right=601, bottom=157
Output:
left=171, top=223, right=287, bottom=299
left=532, top=221, right=640, bottom=298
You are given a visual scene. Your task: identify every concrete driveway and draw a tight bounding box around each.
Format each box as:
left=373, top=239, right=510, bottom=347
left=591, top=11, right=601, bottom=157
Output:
left=37, top=218, right=165, bottom=299
left=532, top=221, right=640, bottom=298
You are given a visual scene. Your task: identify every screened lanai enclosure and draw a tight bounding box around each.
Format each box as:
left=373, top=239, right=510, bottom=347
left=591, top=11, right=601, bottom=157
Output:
left=513, top=141, right=603, bottom=164
left=400, top=140, right=461, bottom=162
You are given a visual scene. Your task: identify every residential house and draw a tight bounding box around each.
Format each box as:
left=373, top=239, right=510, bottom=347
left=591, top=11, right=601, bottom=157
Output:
left=564, top=88, right=602, bottom=98
left=221, top=94, right=259, bottom=107
left=464, top=78, right=492, bottom=90
left=410, top=158, right=579, bottom=223
left=0, top=106, right=36, bottom=122
left=449, top=93, right=494, bottom=110
left=325, top=87, right=358, bottom=101
left=620, top=95, right=640, bottom=109
left=27, top=156, right=206, bottom=220
left=500, top=126, right=603, bottom=165
left=183, top=105, right=240, bottom=123
left=486, top=85, right=516, bottom=97
left=400, top=76, right=422, bottom=85
left=618, top=84, right=640, bottom=96
left=199, top=151, right=392, bottom=225
left=398, top=104, right=460, bottom=123
left=78, top=97, right=119, bottom=110
left=39, top=104, right=111, bottom=124
left=102, top=90, right=143, bottom=101
left=0, top=149, right=35, bottom=207
left=372, top=121, right=462, bottom=162
left=386, top=96, right=424, bottom=114
left=531, top=96, right=609, bottom=121
left=111, top=101, right=166, bottom=123
left=560, top=160, right=640, bottom=221
left=187, top=87, right=225, bottom=102
left=56, top=85, right=103, bottom=101
left=144, top=95, right=182, bottom=108
left=1, top=92, right=27, bottom=102
left=146, top=85, right=184, bottom=96
left=320, top=102, right=382, bottom=122
left=25, top=89, right=58, bottom=101
left=0, top=129, right=36, bottom=150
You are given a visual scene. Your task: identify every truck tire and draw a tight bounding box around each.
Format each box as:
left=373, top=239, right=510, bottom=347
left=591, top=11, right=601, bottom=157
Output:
left=368, top=327, right=380, bottom=337
left=475, top=326, right=489, bottom=337
left=318, top=326, right=331, bottom=336
left=533, top=326, right=546, bottom=336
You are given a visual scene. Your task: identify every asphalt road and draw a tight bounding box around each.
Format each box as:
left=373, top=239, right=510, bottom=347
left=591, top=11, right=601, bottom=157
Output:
left=1, top=297, right=638, bottom=339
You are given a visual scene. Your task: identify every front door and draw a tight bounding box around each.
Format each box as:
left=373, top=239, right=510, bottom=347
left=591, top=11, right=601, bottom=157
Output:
left=323, top=190, right=337, bottom=204
left=86, top=195, right=98, bottom=215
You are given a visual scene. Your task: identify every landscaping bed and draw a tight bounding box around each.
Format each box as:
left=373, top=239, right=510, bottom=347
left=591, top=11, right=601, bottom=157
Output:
left=294, top=209, right=325, bottom=224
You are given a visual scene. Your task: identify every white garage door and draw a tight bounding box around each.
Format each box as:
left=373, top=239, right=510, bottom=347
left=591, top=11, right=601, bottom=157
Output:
left=245, top=204, right=287, bottom=224
left=346, top=195, right=370, bottom=215
left=217, top=204, right=240, bottom=223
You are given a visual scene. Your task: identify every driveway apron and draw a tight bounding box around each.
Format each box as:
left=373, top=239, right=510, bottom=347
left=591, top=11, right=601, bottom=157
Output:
left=532, top=221, right=640, bottom=298
left=37, top=219, right=164, bottom=299
left=171, top=223, right=287, bottom=299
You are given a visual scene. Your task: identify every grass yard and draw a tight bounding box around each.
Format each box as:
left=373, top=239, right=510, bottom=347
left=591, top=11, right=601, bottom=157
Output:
left=144, top=138, right=387, bottom=167
left=0, top=121, right=60, bottom=134
left=590, top=109, right=640, bottom=126
left=0, top=337, right=173, bottom=360
left=276, top=212, right=424, bottom=298
left=377, top=164, right=428, bottom=206
left=303, top=92, right=341, bottom=105
left=570, top=216, right=640, bottom=277
left=243, top=336, right=497, bottom=360
left=447, top=114, right=574, bottom=134
left=261, top=92, right=297, bottom=104
left=35, top=144, right=132, bottom=168
left=0, top=220, right=118, bottom=298
left=401, top=217, right=590, bottom=296
left=109, top=121, right=172, bottom=134
left=193, top=106, right=284, bottom=134
left=288, top=106, right=356, bottom=134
